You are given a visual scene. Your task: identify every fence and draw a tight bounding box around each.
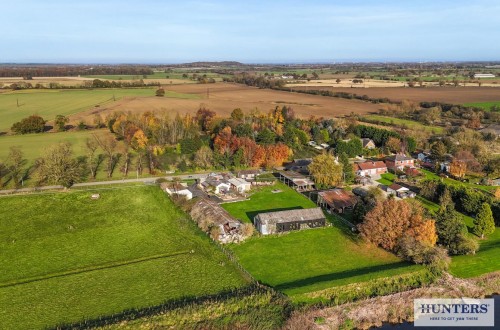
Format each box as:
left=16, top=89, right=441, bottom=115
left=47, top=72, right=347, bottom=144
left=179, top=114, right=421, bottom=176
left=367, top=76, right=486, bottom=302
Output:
left=53, top=284, right=269, bottom=330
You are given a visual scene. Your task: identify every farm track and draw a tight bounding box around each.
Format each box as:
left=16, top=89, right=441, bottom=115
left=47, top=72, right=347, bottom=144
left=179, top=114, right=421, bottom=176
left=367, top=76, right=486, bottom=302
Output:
left=0, top=250, right=192, bottom=289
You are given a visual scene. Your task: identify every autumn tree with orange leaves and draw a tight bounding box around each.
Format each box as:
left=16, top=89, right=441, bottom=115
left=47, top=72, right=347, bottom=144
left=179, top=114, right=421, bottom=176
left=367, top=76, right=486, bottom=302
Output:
left=358, top=198, right=437, bottom=251
left=263, top=143, right=292, bottom=169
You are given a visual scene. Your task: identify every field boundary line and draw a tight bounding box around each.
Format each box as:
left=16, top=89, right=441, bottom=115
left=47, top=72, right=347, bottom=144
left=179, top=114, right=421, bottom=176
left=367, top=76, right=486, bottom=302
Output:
left=0, top=250, right=191, bottom=289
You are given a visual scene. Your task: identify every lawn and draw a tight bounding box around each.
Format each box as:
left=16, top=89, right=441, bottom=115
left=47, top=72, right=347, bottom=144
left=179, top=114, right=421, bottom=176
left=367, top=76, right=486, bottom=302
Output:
left=230, top=225, right=421, bottom=297
left=0, top=88, right=199, bottom=132
left=415, top=195, right=500, bottom=278
left=0, top=185, right=248, bottom=329
left=224, top=184, right=420, bottom=297
left=376, top=172, right=397, bottom=185
left=221, top=182, right=317, bottom=223
left=463, top=101, right=500, bottom=111
left=363, top=115, right=445, bottom=134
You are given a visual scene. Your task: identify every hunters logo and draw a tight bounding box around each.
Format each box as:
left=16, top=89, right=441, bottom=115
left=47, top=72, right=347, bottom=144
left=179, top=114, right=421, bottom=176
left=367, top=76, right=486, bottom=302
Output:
left=414, top=298, right=494, bottom=327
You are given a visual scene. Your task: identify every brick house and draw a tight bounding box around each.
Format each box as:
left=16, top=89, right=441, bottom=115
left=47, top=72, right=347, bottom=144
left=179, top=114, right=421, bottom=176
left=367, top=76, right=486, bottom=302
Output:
left=385, top=154, right=415, bottom=171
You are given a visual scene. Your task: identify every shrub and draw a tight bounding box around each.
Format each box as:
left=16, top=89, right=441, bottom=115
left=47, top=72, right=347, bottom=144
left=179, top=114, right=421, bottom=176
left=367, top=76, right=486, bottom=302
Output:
left=155, top=88, right=165, bottom=97
left=396, top=236, right=450, bottom=276
left=11, top=115, right=46, bottom=134
left=453, top=235, right=479, bottom=255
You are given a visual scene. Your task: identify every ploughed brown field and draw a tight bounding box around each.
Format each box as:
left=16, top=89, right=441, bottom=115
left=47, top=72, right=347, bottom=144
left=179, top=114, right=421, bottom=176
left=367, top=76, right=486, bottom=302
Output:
left=72, top=83, right=381, bottom=122
left=290, top=86, right=500, bottom=104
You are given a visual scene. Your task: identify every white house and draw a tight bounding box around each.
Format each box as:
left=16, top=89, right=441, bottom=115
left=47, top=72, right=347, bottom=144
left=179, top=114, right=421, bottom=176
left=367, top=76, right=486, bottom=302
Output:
left=163, top=183, right=193, bottom=200
left=228, top=178, right=251, bottom=193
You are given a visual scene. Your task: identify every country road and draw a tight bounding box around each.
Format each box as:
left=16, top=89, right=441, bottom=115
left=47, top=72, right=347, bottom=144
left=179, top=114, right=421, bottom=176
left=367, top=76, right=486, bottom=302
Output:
left=0, top=173, right=209, bottom=195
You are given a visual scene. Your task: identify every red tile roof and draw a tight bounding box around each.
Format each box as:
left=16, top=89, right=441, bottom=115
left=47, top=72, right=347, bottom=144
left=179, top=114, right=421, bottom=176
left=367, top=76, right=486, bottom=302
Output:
left=318, top=189, right=357, bottom=209
left=357, top=161, right=387, bottom=171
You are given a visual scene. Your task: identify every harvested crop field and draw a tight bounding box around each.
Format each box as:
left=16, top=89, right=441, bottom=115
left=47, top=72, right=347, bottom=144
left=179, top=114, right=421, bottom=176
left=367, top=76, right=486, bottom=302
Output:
left=290, top=86, right=500, bottom=104
left=74, top=83, right=380, bottom=122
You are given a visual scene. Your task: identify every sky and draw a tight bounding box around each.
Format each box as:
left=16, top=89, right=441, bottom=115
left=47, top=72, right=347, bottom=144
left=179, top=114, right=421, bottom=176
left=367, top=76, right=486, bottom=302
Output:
left=2, top=0, right=500, bottom=63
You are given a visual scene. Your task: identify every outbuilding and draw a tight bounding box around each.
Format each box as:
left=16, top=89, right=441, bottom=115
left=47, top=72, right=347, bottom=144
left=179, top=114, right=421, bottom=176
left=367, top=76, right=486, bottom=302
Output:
left=253, top=207, right=326, bottom=235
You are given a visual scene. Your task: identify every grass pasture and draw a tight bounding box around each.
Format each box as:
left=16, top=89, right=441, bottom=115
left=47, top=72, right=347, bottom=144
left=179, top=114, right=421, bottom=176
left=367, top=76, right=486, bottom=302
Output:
left=0, top=129, right=115, bottom=163
left=0, top=88, right=156, bottom=131
left=230, top=224, right=421, bottom=298
left=224, top=184, right=420, bottom=297
left=363, top=115, right=445, bottom=134
left=0, top=185, right=247, bottom=329
left=221, top=182, right=317, bottom=223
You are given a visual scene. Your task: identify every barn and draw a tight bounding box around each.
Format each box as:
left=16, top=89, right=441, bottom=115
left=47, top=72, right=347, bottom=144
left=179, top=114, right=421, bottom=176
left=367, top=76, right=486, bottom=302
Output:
left=253, top=207, right=326, bottom=235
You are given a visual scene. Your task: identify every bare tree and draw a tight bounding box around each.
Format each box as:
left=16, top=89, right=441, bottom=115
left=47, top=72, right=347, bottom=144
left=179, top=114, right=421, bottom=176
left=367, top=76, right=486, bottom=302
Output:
left=5, top=147, right=25, bottom=188
left=93, top=134, right=119, bottom=178
left=135, top=151, right=145, bottom=176
left=85, top=138, right=101, bottom=179
left=121, top=146, right=132, bottom=177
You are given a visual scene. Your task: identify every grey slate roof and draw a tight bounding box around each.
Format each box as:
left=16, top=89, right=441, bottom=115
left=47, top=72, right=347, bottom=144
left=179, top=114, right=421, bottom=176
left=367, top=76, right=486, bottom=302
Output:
left=255, top=207, right=325, bottom=225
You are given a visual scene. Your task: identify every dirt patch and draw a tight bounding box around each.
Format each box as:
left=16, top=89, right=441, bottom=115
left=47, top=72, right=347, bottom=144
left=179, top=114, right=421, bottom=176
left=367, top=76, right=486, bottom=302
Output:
left=71, top=83, right=381, bottom=122
left=290, top=86, right=500, bottom=104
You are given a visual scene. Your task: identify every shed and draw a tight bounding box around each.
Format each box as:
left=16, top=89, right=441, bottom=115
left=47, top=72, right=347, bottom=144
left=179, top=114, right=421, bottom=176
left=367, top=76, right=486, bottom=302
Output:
left=253, top=207, right=326, bottom=235
left=317, top=189, right=358, bottom=213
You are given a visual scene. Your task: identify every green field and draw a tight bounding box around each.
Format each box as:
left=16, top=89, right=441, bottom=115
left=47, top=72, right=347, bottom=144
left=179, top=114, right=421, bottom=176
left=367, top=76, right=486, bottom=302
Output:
left=224, top=184, right=420, bottom=297
left=0, top=185, right=247, bottom=329
left=0, top=129, right=114, bottom=162
left=221, top=182, right=317, bottom=223
left=231, top=224, right=420, bottom=298
left=463, top=101, right=500, bottom=111
left=421, top=169, right=497, bottom=193
left=0, top=88, right=199, bottom=132
left=364, top=115, right=445, bottom=134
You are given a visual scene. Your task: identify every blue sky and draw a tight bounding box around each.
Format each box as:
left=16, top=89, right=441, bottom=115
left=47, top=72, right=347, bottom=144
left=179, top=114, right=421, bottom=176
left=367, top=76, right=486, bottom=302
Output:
left=2, top=0, right=499, bottom=63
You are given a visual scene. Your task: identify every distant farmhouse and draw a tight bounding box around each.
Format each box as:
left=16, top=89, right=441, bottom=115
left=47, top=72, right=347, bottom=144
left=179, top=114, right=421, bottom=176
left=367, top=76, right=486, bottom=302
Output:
left=253, top=207, right=326, bottom=235
left=317, top=189, right=358, bottom=214
left=474, top=73, right=495, bottom=78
